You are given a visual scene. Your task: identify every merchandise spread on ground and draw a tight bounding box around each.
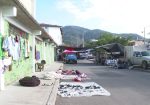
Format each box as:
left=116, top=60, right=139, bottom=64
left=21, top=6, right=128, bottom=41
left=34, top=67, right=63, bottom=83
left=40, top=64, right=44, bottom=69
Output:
left=58, top=69, right=89, bottom=81
left=58, top=82, right=111, bottom=97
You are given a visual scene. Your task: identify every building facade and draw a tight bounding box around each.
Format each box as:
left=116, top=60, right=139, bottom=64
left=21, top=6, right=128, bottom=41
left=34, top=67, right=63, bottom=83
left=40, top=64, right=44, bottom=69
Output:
left=40, top=24, right=63, bottom=46
left=18, top=0, right=36, bottom=17
left=40, top=24, right=63, bottom=61
left=0, top=0, right=56, bottom=90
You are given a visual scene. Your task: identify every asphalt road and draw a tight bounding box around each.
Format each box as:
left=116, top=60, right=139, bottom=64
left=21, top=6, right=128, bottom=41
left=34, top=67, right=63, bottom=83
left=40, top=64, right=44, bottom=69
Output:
left=56, top=60, right=150, bottom=105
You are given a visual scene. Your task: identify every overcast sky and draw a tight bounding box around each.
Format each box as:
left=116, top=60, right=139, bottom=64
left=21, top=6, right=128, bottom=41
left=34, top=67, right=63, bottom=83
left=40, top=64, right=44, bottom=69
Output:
left=36, top=0, right=150, bottom=38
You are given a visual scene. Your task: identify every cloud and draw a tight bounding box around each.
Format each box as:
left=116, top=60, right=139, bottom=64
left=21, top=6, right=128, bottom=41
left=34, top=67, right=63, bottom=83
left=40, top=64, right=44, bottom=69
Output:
left=56, top=0, right=96, bottom=20
left=56, top=0, right=150, bottom=36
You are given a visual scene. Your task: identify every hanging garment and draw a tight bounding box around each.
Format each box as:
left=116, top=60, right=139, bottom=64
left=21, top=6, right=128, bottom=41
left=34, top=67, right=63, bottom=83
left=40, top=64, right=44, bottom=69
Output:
left=27, top=40, right=30, bottom=53
left=0, top=60, right=4, bottom=73
left=20, top=38, right=25, bottom=58
left=24, top=39, right=29, bottom=57
left=13, top=42, right=20, bottom=60
left=2, top=57, right=12, bottom=66
left=35, top=45, right=36, bottom=59
left=3, top=51, right=8, bottom=57
left=36, top=51, right=40, bottom=60
left=2, top=36, right=15, bottom=57
left=15, top=35, right=19, bottom=42
left=0, top=35, right=3, bottom=59
left=2, top=37, right=9, bottom=51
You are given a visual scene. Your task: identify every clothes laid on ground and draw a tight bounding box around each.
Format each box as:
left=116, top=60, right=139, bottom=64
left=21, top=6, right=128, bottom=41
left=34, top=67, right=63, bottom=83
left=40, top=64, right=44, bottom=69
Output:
left=61, top=70, right=81, bottom=75
left=58, top=82, right=111, bottom=97
left=73, top=76, right=82, bottom=82
left=61, top=75, right=78, bottom=80
left=42, top=72, right=62, bottom=80
left=58, top=69, right=88, bottom=81
left=19, top=76, right=40, bottom=87
left=42, top=83, right=53, bottom=86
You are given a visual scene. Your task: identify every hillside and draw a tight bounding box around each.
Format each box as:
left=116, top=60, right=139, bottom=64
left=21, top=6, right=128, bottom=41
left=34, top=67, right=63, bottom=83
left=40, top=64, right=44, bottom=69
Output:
left=62, top=26, right=143, bottom=47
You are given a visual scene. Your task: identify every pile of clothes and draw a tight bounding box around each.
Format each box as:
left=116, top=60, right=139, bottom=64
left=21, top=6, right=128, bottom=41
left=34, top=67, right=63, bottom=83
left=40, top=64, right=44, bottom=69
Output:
left=61, top=69, right=82, bottom=75
left=57, top=69, right=87, bottom=82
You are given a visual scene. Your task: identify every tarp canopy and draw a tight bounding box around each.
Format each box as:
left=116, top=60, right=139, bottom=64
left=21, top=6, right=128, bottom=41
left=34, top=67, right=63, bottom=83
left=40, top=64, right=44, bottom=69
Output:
left=95, top=43, right=124, bottom=55
left=63, top=50, right=77, bottom=54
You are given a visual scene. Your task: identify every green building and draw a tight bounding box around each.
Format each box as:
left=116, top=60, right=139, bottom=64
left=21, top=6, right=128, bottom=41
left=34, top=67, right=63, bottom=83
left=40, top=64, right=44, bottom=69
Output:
left=0, top=0, right=61, bottom=90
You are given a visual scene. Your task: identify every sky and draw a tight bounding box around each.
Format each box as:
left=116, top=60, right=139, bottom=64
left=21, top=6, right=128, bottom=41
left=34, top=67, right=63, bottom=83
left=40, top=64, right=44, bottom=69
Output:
left=36, top=0, right=150, bottom=38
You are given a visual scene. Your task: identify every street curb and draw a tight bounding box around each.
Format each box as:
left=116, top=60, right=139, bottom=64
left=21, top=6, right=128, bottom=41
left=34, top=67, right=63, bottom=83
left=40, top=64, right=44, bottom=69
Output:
left=46, top=64, right=63, bottom=105
left=46, top=79, right=60, bottom=105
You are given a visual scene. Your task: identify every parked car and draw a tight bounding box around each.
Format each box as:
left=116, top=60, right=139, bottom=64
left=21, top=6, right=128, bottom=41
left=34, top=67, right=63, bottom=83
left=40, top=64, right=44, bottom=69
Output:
left=125, top=45, right=150, bottom=69
left=87, top=53, right=94, bottom=59
left=64, top=54, right=77, bottom=64
left=79, top=52, right=87, bottom=59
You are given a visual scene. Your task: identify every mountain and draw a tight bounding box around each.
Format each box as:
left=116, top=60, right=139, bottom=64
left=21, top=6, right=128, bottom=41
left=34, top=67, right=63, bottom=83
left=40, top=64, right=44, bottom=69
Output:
left=62, top=26, right=143, bottom=46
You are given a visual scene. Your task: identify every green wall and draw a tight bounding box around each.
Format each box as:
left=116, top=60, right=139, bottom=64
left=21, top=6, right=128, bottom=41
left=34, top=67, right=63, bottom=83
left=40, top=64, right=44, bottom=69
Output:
left=44, top=43, right=55, bottom=65
left=3, top=20, right=56, bottom=85
left=35, top=40, right=43, bottom=62
left=4, top=21, right=33, bottom=85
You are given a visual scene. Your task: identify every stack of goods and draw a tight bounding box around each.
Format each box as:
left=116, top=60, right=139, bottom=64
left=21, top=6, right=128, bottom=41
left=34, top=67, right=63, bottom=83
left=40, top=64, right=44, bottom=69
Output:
left=19, top=76, right=40, bottom=87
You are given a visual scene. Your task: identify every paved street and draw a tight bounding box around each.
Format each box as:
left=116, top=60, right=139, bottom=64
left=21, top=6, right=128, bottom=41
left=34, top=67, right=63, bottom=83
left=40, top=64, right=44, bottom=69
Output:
left=56, top=60, right=150, bottom=105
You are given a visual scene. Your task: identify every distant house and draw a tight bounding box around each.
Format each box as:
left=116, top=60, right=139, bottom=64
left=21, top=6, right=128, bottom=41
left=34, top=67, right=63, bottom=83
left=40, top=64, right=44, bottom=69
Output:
left=40, top=23, right=63, bottom=46
left=128, top=40, right=144, bottom=46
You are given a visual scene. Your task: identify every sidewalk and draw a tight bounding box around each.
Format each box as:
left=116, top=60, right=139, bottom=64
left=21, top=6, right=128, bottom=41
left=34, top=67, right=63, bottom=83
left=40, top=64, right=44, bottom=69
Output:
left=0, top=61, right=63, bottom=105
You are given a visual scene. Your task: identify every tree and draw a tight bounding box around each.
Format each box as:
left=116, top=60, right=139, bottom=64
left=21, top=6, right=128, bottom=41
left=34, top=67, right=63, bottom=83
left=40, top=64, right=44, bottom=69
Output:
left=85, top=32, right=130, bottom=48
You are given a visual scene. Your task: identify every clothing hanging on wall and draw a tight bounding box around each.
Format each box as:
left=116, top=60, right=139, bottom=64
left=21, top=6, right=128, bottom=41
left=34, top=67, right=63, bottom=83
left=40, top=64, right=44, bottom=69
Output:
left=2, top=35, right=15, bottom=58
left=0, top=35, right=3, bottom=59
left=20, top=38, right=24, bottom=58
left=24, top=39, right=28, bottom=57
left=36, top=51, right=40, bottom=60
left=0, top=60, right=4, bottom=73
left=13, top=42, right=20, bottom=60
left=9, top=24, right=30, bottom=60
left=2, top=35, right=22, bottom=61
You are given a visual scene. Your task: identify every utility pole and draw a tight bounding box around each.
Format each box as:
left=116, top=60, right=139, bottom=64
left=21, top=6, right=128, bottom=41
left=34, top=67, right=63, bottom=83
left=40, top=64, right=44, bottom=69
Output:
left=144, top=27, right=145, bottom=45
left=76, top=36, right=78, bottom=47
left=82, top=31, right=86, bottom=48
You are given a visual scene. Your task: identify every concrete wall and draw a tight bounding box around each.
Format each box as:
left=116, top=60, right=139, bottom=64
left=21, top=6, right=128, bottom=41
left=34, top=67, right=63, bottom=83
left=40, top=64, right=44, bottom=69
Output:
left=35, top=40, right=55, bottom=65
left=44, top=43, right=55, bottom=64
left=3, top=21, right=55, bottom=85
left=4, top=20, right=33, bottom=85
left=47, top=27, right=62, bottom=46
left=0, top=5, right=55, bottom=86
left=35, top=39, right=44, bottom=63
left=18, top=0, right=36, bottom=17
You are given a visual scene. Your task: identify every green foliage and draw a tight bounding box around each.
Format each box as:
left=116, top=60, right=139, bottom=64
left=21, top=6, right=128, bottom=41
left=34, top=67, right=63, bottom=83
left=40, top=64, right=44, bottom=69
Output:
left=62, top=26, right=143, bottom=47
left=85, top=41, right=97, bottom=48
left=86, top=32, right=130, bottom=48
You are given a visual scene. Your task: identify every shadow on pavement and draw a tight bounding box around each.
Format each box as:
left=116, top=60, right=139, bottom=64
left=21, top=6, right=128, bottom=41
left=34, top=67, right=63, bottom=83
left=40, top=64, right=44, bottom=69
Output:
left=65, top=62, right=100, bottom=67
